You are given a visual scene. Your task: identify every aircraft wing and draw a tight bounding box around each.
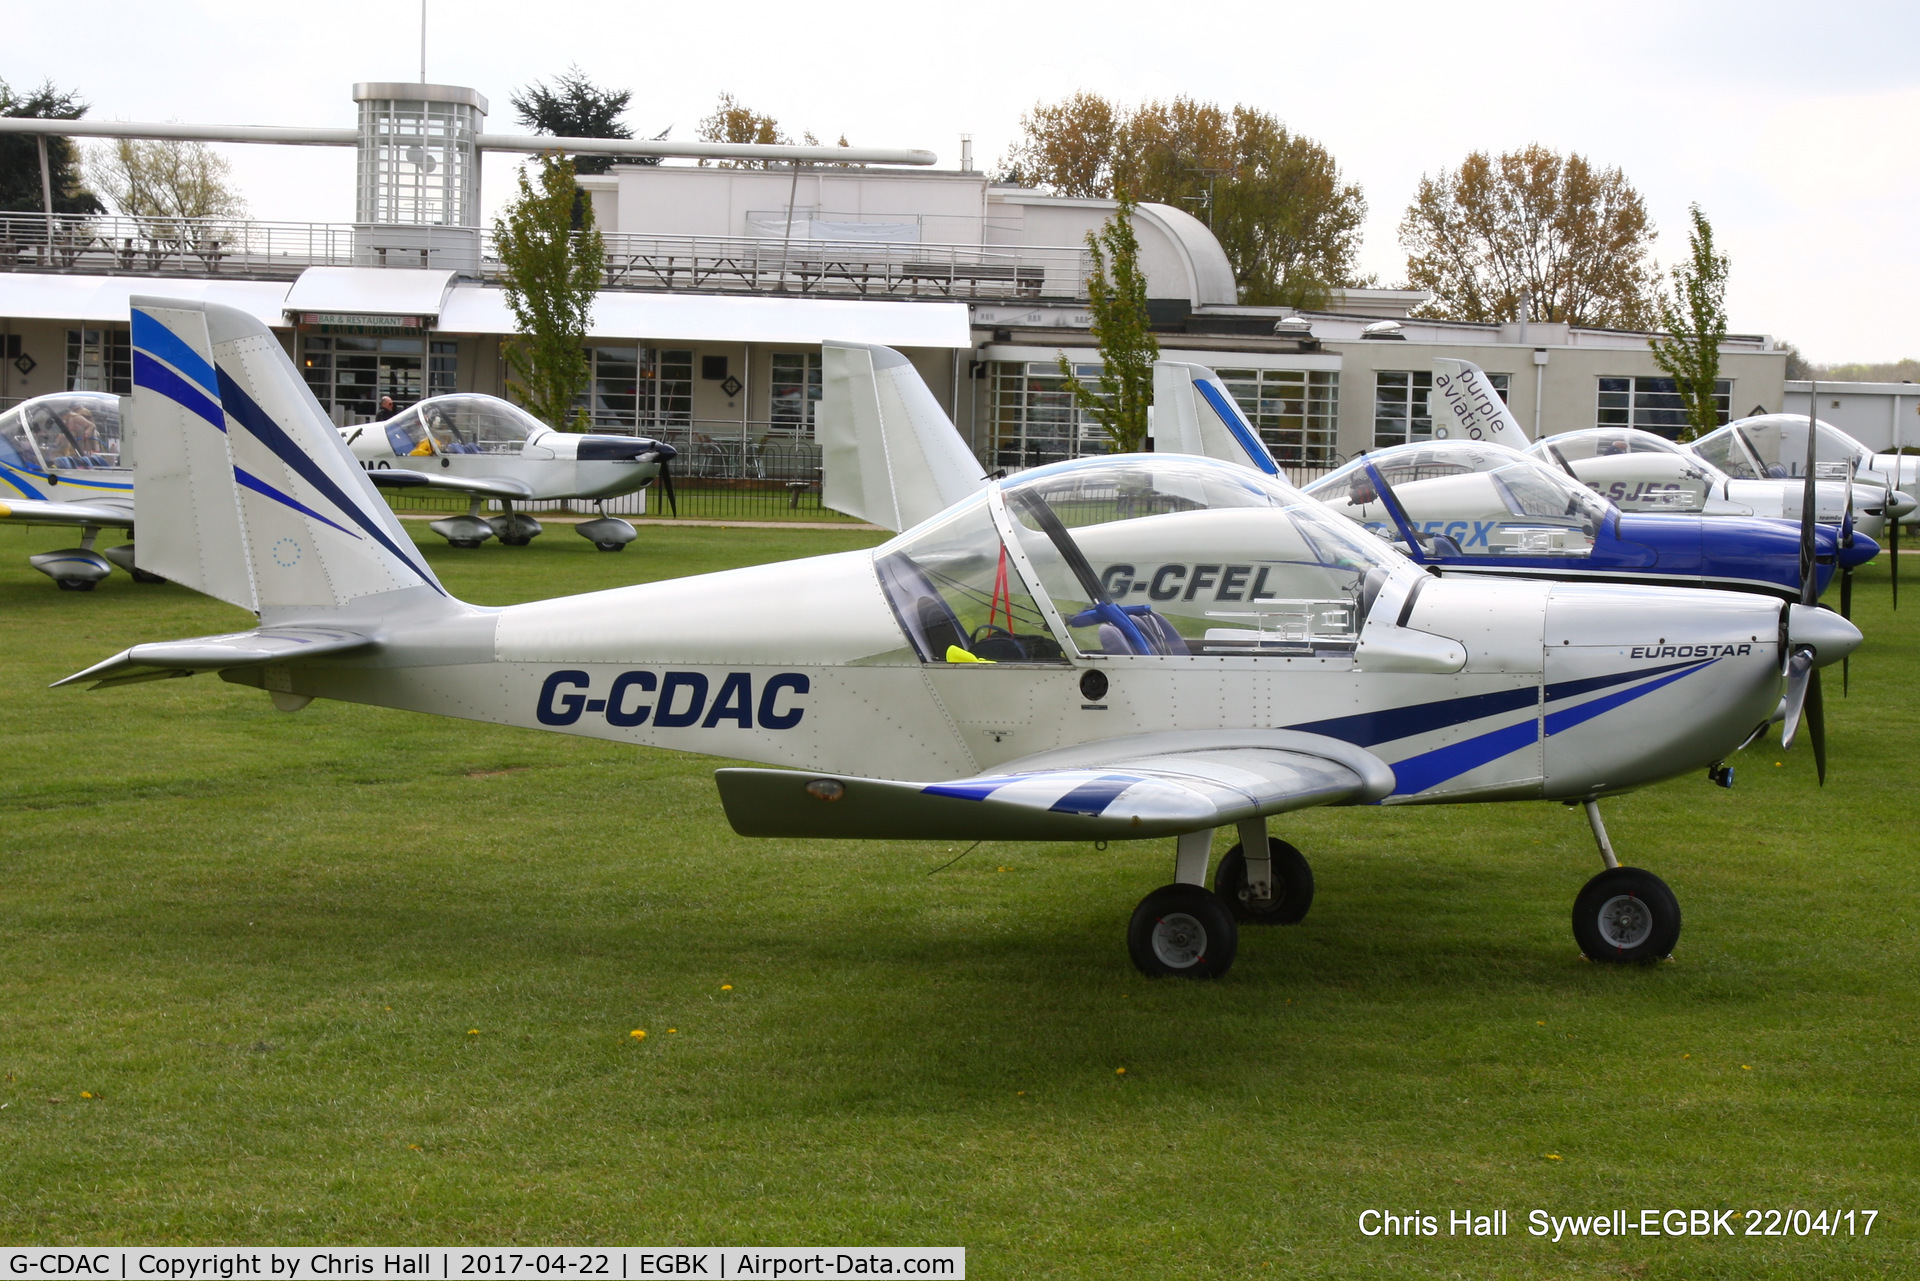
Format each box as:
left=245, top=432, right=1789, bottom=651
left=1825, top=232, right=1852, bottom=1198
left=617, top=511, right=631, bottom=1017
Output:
left=716, top=729, right=1394, bottom=840
left=364, top=470, right=535, bottom=501
left=52, top=626, right=376, bottom=690
left=0, top=496, right=136, bottom=527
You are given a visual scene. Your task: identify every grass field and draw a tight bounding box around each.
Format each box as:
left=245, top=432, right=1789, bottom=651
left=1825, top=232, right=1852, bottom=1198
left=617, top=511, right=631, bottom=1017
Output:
left=1, top=519, right=1915, bottom=1278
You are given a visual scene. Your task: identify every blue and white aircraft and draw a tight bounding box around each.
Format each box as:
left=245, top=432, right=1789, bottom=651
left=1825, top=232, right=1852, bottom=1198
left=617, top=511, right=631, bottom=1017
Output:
left=58, top=297, right=1861, bottom=979
left=0, top=391, right=151, bottom=589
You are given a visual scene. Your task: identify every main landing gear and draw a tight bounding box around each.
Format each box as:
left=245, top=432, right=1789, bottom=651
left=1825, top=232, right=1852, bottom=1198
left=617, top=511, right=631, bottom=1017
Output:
left=1127, top=818, right=1316, bottom=979
left=1570, top=799, right=1681, bottom=964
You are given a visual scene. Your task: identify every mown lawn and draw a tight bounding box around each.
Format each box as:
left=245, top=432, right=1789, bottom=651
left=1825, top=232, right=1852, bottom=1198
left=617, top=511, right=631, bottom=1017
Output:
left=1, top=520, right=1914, bottom=1278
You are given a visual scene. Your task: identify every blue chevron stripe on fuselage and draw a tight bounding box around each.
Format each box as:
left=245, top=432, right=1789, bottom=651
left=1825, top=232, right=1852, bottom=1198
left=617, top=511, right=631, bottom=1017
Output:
left=133, top=349, right=224, bottom=432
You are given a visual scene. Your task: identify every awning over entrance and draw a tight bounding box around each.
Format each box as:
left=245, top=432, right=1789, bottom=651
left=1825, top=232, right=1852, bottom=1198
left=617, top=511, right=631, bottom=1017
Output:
left=283, top=267, right=457, bottom=326
left=438, top=286, right=972, bottom=348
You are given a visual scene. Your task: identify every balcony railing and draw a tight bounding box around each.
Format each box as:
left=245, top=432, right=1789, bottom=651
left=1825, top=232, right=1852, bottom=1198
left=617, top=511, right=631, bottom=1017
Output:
left=0, top=213, right=1092, bottom=302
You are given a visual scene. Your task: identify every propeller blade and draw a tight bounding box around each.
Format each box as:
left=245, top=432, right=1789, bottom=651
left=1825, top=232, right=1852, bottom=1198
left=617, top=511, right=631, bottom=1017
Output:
left=1893, top=500, right=1900, bottom=610
left=1780, top=646, right=1814, bottom=749
left=1840, top=561, right=1852, bottom=696
left=1800, top=383, right=1819, bottom=605
left=1807, top=667, right=1827, bottom=786
left=659, top=456, right=678, bottom=517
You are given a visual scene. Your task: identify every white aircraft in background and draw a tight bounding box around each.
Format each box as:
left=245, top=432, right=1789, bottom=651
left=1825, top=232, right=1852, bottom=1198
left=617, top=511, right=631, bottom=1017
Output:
left=0, top=390, right=154, bottom=590
left=340, top=394, right=677, bottom=551
left=58, top=296, right=1861, bottom=980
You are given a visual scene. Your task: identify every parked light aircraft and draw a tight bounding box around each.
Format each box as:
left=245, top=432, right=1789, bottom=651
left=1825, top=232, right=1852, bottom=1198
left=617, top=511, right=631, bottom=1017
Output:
left=58, top=297, right=1863, bottom=979
left=340, top=394, right=677, bottom=551
left=0, top=390, right=155, bottom=589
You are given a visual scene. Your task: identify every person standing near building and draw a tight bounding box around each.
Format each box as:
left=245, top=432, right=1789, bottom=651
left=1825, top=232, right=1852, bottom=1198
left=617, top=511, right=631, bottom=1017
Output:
left=375, top=394, right=398, bottom=421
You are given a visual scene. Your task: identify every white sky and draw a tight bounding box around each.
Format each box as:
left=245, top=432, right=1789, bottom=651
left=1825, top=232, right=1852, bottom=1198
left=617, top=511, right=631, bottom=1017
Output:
left=12, top=0, right=1918, bottom=362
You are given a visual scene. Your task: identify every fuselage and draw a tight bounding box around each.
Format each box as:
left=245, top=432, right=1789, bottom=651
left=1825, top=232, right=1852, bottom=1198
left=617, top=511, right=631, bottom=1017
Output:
left=237, top=548, right=1789, bottom=811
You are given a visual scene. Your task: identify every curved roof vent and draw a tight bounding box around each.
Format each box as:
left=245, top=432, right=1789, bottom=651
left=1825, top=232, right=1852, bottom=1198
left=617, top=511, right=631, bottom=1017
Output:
left=1361, top=320, right=1406, bottom=340
left=1272, top=316, right=1314, bottom=337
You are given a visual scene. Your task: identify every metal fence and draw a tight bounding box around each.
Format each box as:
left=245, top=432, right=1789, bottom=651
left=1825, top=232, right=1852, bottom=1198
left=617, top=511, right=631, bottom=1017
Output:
left=0, top=213, right=1092, bottom=302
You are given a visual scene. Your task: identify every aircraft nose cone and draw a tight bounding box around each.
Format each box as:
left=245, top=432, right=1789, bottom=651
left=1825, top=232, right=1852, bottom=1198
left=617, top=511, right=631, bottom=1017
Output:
left=1786, top=603, right=1862, bottom=666
left=1888, top=489, right=1917, bottom=519
left=575, top=435, right=677, bottom=463
left=1839, top=531, right=1880, bottom=569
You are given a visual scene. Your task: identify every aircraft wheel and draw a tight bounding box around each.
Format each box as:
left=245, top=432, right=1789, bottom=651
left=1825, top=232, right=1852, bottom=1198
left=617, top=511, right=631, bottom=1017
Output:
left=594, top=540, right=627, bottom=552
left=1127, top=884, right=1237, bottom=979
left=130, top=568, right=167, bottom=584
left=1215, top=838, right=1314, bottom=925
left=1572, top=866, right=1680, bottom=964
left=448, top=539, right=485, bottom=550
left=56, top=578, right=95, bottom=592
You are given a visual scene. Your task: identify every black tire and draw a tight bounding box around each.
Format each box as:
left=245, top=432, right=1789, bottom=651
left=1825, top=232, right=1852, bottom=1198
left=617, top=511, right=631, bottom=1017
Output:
left=498, top=534, right=532, bottom=547
left=594, top=541, right=626, bottom=552
left=1127, top=884, right=1238, bottom=979
left=56, top=578, right=95, bottom=592
left=1572, top=866, right=1680, bottom=964
left=448, top=539, right=484, bottom=550
left=130, top=569, right=167, bottom=584
left=1215, top=838, right=1315, bottom=924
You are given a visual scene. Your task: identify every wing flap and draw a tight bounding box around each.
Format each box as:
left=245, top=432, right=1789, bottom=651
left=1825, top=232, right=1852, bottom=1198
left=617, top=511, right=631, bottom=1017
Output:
left=365, top=471, right=535, bottom=500
left=717, top=737, right=1391, bottom=840
left=53, top=626, right=376, bottom=690
left=0, top=497, right=136, bottom=527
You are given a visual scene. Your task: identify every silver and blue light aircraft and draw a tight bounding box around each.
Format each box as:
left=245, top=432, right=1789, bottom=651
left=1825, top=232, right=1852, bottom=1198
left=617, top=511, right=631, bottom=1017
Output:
left=338, top=394, right=676, bottom=551
left=60, top=298, right=1861, bottom=979
left=0, top=391, right=150, bottom=589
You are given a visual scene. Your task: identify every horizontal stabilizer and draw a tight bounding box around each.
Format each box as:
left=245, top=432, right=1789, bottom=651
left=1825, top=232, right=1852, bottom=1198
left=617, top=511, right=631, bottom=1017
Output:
left=54, top=626, right=375, bottom=689
left=365, top=470, right=534, bottom=500
left=0, top=497, right=135, bottom=527
left=716, top=730, right=1393, bottom=840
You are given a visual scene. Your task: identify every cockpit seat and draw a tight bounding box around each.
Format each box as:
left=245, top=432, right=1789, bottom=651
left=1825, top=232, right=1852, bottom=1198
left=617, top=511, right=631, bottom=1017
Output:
left=1078, top=605, right=1189, bottom=656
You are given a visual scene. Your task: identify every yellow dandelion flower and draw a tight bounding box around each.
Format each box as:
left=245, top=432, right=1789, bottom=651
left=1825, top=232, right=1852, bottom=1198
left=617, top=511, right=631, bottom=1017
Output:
left=80, top=1092, right=93, bottom=1099
left=721, top=984, right=733, bottom=991
left=1682, top=1053, right=1691, bottom=1059
left=467, top=1029, right=479, bottom=1035
left=1545, top=1154, right=1562, bottom=1161
left=667, top=1028, right=677, bottom=1034
left=1115, top=1067, right=1127, bottom=1076
left=1537, top=1020, right=1546, bottom=1026
left=1742, top=1064, right=1751, bottom=1070
left=409, top=1144, right=422, bottom=1151
left=1017, top=1090, right=1026, bottom=1096
left=631, top=1029, right=647, bottom=1040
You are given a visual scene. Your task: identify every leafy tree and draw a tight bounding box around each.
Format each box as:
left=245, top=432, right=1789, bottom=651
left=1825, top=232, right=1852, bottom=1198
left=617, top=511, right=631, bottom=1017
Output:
left=493, top=157, right=602, bottom=430
left=1649, top=205, right=1730, bottom=440
left=510, top=66, right=654, bottom=174
left=1399, top=145, right=1658, bottom=329
left=1058, top=194, right=1159, bottom=453
left=698, top=94, right=786, bottom=168
left=999, top=93, right=1365, bottom=308
left=0, top=77, right=102, bottom=214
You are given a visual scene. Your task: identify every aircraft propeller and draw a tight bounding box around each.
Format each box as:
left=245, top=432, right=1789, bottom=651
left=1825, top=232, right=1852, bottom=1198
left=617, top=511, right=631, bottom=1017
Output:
left=1787, top=386, right=1828, bottom=783
left=639, top=442, right=679, bottom=517
left=1839, top=458, right=1854, bottom=694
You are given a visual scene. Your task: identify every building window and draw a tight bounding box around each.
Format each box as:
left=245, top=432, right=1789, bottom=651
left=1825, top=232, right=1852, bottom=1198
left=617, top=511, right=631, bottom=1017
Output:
left=578, top=347, right=694, bottom=432
left=429, top=340, right=458, bottom=398
left=300, top=334, right=427, bottom=423
left=990, top=360, right=1111, bottom=470
left=770, top=352, right=823, bottom=434
left=1597, top=376, right=1731, bottom=437
left=67, top=328, right=131, bottom=394
left=1374, top=370, right=1509, bottom=448
left=1212, top=368, right=1340, bottom=465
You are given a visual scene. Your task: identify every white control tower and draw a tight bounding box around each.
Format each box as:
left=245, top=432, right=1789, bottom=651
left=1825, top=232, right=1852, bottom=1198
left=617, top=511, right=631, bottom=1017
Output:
left=352, top=82, right=487, bottom=272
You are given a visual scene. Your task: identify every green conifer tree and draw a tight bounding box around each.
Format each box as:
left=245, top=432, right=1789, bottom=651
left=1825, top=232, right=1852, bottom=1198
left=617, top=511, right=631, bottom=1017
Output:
left=1059, top=194, right=1159, bottom=453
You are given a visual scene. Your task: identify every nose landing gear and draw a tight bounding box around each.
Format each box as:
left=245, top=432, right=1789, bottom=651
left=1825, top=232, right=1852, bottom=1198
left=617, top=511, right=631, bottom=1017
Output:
left=1571, top=800, right=1681, bottom=963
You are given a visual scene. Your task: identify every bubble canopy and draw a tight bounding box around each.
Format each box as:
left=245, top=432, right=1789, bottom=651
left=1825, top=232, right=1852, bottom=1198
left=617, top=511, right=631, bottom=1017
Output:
left=1526, top=427, right=1729, bottom=513
left=1304, top=440, right=1611, bottom=558
left=377, top=394, right=545, bottom=457
left=875, top=455, right=1412, bottom=661
left=0, top=392, right=124, bottom=472
left=1693, top=414, right=1872, bottom=481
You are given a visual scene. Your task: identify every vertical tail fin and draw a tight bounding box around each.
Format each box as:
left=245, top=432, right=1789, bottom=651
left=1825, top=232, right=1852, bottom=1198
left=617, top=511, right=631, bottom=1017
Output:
left=131, top=300, right=258, bottom=611
left=130, top=297, right=448, bottom=619
left=1151, top=362, right=1282, bottom=475
left=819, top=341, right=987, bottom=532
left=1431, top=357, right=1530, bottom=445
